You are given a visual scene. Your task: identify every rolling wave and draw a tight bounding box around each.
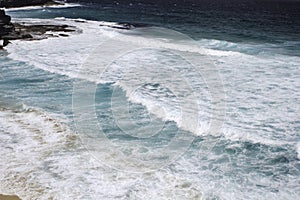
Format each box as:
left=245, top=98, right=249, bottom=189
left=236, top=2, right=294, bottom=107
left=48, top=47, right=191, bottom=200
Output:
left=6, top=17, right=300, bottom=147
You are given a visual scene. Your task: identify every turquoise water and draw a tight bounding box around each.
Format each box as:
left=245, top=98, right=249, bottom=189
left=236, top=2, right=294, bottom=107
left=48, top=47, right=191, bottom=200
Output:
left=0, top=2, right=300, bottom=199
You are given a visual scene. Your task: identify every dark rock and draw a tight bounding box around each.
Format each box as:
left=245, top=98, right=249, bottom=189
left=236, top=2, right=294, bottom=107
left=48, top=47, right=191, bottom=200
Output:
left=0, top=9, right=12, bottom=27
left=0, top=9, right=75, bottom=49
left=59, top=33, right=69, bottom=37
left=74, top=20, right=86, bottom=23
left=21, top=33, right=34, bottom=39
left=99, top=22, right=150, bottom=30
left=0, top=9, right=15, bottom=48
left=0, top=10, right=11, bottom=24
left=2, top=33, right=23, bottom=40
left=3, top=38, right=9, bottom=46
left=13, top=23, right=76, bottom=35
left=118, top=22, right=149, bottom=29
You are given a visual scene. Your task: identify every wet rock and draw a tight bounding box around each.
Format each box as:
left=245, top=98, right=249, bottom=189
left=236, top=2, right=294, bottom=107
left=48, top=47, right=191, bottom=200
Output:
left=59, top=33, right=69, bottom=37
left=0, top=9, right=76, bottom=48
left=0, top=9, right=14, bottom=47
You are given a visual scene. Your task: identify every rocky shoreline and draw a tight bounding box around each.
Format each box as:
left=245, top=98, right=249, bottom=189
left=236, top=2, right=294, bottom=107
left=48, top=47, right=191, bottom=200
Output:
left=0, top=1, right=76, bottom=49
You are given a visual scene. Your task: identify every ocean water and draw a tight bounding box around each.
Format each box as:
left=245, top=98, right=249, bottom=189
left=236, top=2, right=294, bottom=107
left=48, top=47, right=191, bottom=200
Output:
left=0, top=0, right=300, bottom=199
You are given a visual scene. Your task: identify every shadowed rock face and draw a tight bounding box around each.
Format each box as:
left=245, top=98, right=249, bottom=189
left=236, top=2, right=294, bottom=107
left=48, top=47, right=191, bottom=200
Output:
left=0, top=1, right=74, bottom=48
left=0, top=9, right=13, bottom=37
left=0, top=9, right=10, bottom=24
left=0, top=9, right=15, bottom=47
left=0, top=0, right=59, bottom=8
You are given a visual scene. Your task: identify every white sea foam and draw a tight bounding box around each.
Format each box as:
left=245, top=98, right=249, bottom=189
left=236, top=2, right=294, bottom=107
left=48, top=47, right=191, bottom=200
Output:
left=0, top=105, right=74, bottom=198
left=2, top=16, right=300, bottom=200
left=5, top=2, right=81, bottom=12
left=297, top=143, right=300, bottom=159
left=7, top=18, right=120, bottom=79
left=6, top=17, right=300, bottom=147
left=0, top=105, right=206, bottom=199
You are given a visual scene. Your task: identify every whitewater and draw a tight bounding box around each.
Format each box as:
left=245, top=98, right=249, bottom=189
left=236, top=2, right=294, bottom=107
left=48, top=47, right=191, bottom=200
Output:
left=0, top=3, right=299, bottom=200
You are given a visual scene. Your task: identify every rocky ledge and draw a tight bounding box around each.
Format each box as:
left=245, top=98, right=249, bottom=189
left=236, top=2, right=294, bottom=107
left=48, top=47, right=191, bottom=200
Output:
left=0, top=9, right=75, bottom=49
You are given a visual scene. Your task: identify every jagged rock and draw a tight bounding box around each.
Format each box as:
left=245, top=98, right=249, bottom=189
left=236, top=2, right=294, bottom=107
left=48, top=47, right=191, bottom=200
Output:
left=0, top=8, right=14, bottom=47
left=22, top=33, right=34, bottom=39
left=59, top=33, right=69, bottom=37
left=0, top=10, right=11, bottom=26
left=0, top=9, right=11, bottom=25
left=0, top=6, right=75, bottom=49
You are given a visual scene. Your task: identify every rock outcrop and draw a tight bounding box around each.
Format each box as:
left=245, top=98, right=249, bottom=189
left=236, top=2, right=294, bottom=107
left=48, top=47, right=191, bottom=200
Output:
left=0, top=9, right=75, bottom=49
left=0, top=9, right=14, bottom=47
